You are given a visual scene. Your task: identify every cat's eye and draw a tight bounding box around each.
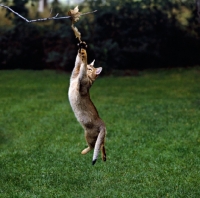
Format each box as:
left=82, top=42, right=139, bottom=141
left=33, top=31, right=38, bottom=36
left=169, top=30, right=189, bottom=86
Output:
left=88, top=68, right=92, bottom=71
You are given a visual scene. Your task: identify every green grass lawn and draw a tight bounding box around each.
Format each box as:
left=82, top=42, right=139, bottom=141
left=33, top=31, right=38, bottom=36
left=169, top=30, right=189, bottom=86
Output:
left=0, top=68, right=200, bottom=197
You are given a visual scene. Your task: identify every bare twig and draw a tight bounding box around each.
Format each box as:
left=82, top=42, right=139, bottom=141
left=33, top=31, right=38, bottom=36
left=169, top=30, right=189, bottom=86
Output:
left=0, top=4, right=29, bottom=22
left=80, top=10, right=97, bottom=16
left=0, top=4, right=97, bottom=23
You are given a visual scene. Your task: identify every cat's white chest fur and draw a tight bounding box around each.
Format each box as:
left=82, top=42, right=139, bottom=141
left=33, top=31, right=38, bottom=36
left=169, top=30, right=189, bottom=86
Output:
left=68, top=78, right=80, bottom=112
left=68, top=78, right=91, bottom=125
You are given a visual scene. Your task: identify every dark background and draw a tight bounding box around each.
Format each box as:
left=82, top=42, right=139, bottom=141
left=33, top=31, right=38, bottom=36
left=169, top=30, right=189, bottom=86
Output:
left=0, top=0, right=199, bottom=72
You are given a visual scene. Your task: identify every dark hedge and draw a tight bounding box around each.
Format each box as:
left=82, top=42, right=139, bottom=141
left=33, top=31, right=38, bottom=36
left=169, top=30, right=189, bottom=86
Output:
left=0, top=0, right=199, bottom=71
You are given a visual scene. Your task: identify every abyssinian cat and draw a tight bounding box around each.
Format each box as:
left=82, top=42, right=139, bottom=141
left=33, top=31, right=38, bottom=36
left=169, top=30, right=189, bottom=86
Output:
left=68, top=41, right=106, bottom=165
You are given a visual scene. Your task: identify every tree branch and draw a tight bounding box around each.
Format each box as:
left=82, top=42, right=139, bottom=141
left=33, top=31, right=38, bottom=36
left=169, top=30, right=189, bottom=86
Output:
left=0, top=4, right=97, bottom=23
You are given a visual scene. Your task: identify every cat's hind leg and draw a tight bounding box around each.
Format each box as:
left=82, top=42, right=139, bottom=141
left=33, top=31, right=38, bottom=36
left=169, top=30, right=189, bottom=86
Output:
left=101, top=145, right=106, bottom=161
left=81, top=130, right=95, bottom=154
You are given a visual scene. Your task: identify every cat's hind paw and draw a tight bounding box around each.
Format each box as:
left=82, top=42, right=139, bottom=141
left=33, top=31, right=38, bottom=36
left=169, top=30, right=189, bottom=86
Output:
left=81, top=147, right=91, bottom=154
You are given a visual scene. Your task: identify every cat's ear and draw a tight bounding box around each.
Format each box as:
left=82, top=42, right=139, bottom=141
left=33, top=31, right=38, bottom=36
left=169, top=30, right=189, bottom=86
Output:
left=90, top=59, right=95, bottom=66
left=96, top=67, right=102, bottom=75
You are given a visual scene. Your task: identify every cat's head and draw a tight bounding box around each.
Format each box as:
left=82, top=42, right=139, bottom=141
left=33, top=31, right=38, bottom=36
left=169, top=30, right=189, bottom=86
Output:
left=87, top=60, right=102, bottom=81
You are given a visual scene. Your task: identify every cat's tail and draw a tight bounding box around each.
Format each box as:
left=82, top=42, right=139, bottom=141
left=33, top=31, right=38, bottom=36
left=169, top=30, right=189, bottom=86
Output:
left=92, top=127, right=106, bottom=165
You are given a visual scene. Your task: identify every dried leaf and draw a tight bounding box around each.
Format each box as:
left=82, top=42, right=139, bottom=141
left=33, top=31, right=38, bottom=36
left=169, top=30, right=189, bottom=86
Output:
left=68, top=6, right=81, bottom=23
left=73, top=6, right=79, bottom=14
left=71, top=24, right=81, bottom=42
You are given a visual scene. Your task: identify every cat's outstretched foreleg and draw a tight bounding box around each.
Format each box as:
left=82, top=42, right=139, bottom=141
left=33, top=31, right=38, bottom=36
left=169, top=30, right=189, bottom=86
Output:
left=70, top=41, right=87, bottom=79
left=78, top=41, right=87, bottom=63
left=78, top=41, right=88, bottom=80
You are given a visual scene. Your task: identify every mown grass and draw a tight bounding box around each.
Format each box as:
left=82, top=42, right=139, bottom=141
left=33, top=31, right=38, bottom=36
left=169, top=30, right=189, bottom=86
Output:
left=0, top=68, right=200, bottom=197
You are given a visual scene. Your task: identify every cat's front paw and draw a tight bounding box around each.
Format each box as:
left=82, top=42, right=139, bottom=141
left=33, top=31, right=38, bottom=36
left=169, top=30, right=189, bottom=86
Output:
left=78, top=41, right=87, bottom=50
left=78, top=41, right=87, bottom=61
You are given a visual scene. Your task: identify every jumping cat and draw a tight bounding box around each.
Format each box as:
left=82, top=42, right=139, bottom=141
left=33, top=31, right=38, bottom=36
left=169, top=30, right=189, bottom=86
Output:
left=68, top=41, right=106, bottom=165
